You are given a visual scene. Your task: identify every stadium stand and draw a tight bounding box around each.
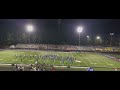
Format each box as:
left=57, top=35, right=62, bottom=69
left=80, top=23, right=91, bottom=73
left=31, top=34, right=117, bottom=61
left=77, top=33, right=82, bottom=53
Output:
left=12, top=44, right=120, bottom=52
left=14, top=44, right=95, bottom=51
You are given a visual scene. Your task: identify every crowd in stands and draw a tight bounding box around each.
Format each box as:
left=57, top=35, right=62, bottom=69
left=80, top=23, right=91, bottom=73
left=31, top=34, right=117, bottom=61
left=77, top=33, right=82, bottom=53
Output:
left=14, top=44, right=96, bottom=51
left=9, top=44, right=120, bottom=52
left=15, top=64, right=55, bottom=71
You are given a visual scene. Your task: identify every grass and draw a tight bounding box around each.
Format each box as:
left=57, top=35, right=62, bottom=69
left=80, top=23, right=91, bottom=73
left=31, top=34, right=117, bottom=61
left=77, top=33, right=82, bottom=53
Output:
left=0, top=50, right=120, bottom=71
left=106, top=53, right=120, bottom=59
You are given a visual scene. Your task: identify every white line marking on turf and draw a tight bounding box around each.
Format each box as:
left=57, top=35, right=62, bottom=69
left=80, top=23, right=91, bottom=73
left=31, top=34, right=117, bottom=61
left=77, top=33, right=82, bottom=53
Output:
left=107, top=64, right=113, bottom=65
left=71, top=66, right=90, bottom=68
left=91, top=63, right=97, bottom=64
left=75, top=60, right=81, bottom=62
left=54, top=66, right=67, bottom=68
left=79, top=54, right=89, bottom=66
left=54, top=66, right=90, bottom=68
left=0, top=64, right=11, bottom=65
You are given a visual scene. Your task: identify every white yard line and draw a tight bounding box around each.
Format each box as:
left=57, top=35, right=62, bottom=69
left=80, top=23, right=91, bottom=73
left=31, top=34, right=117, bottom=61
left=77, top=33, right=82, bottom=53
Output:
left=89, top=54, right=100, bottom=66
left=101, top=54, right=120, bottom=67
left=90, top=54, right=105, bottom=67
left=107, top=64, right=113, bottom=66
left=91, top=63, right=97, bottom=64
left=0, top=64, right=12, bottom=66
left=0, top=51, right=25, bottom=63
left=75, top=60, right=81, bottom=62
left=97, top=53, right=117, bottom=66
left=54, top=66, right=67, bottom=68
left=71, top=66, right=90, bottom=68
left=80, top=54, right=89, bottom=66
left=83, top=54, right=93, bottom=66
left=54, top=66, right=90, bottom=68
left=98, top=54, right=115, bottom=67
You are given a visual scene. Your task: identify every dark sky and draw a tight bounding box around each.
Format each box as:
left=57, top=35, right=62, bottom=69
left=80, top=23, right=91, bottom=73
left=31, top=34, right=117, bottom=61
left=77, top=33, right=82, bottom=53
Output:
left=0, top=19, right=120, bottom=33
left=0, top=19, right=120, bottom=42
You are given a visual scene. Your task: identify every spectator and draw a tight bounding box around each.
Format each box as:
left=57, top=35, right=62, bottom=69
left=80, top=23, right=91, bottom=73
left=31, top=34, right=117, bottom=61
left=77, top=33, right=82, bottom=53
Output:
left=51, top=67, right=55, bottom=71
left=15, top=64, right=18, bottom=68
left=115, top=68, right=118, bottom=71
left=29, top=64, right=33, bottom=71
left=87, top=67, right=94, bottom=71
left=21, top=66, right=24, bottom=71
left=33, top=67, right=37, bottom=71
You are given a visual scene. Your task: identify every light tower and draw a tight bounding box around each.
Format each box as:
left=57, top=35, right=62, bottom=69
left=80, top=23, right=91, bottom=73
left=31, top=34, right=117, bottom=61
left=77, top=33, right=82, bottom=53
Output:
left=58, top=19, right=62, bottom=32
left=96, top=36, right=101, bottom=46
left=26, top=24, right=34, bottom=49
left=77, top=26, right=83, bottom=47
left=110, top=33, right=114, bottom=47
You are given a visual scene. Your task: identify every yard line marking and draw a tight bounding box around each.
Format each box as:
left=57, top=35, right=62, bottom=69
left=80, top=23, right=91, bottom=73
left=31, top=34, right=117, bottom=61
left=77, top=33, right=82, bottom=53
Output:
left=79, top=53, right=89, bottom=66
left=71, top=66, right=90, bottom=68
left=54, top=66, right=90, bottom=68
left=76, top=53, right=88, bottom=66
left=96, top=55, right=118, bottom=66
left=97, top=54, right=116, bottom=67
left=107, top=64, right=113, bottom=66
left=0, top=64, right=12, bottom=65
left=91, top=63, right=97, bottom=64
left=75, top=60, right=81, bottom=62
left=91, top=54, right=106, bottom=67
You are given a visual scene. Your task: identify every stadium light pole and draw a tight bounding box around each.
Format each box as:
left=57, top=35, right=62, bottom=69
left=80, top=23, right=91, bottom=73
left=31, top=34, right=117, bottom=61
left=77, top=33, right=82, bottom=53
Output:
left=96, top=36, right=100, bottom=46
left=110, top=33, right=114, bottom=47
left=26, top=25, right=34, bottom=49
left=87, top=36, right=90, bottom=45
left=77, top=26, right=83, bottom=47
left=119, top=35, right=120, bottom=47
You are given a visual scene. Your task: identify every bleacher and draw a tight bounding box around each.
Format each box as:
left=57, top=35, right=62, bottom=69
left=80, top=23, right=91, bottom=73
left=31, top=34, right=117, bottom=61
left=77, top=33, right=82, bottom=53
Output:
left=13, top=44, right=120, bottom=52
left=16, top=44, right=46, bottom=49
left=14, top=44, right=97, bottom=51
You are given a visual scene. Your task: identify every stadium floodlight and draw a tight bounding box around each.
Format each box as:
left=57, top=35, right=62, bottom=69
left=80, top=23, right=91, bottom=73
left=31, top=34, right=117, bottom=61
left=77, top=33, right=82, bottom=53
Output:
left=76, top=26, right=83, bottom=48
left=26, top=25, right=34, bottom=32
left=26, top=24, right=34, bottom=48
left=96, top=36, right=100, bottom=40
left=77, top=26, right=83, bottom=33
left=110, top=33, right=114, bottom=47
left=96, top=36, right=101, bottom=46
left=87, top=36, right=90, bottom=45
left=110, top=33, right=114, bottom=36
left=87, top=36, right=89, bottom=38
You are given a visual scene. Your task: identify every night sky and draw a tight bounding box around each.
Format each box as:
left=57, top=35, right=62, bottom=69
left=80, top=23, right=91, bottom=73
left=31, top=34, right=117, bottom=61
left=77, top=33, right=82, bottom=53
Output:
left=0, top=19, right=120, bottom=44
left=0, top=19, right=120, bottom=33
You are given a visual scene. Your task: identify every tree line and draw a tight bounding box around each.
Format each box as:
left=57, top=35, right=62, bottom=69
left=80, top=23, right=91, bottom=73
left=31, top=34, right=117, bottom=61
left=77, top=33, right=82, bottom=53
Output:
left=0, top=32, right=120, bottom=47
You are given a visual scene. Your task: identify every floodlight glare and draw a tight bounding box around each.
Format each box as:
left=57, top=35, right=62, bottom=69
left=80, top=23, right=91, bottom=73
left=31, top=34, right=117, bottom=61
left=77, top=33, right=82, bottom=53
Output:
left=76, top=26, right=83, bottom=47
left=87, top=36, right=89, bottom=38
left=26, top=24, right=34, bottom=46
left=26, top=25, right=33, bottom=32
left=110, top=33, right=114, bottom=36
left=77, top=26, right=83, bottom=33
left=96, top=36, right=100, bottom=40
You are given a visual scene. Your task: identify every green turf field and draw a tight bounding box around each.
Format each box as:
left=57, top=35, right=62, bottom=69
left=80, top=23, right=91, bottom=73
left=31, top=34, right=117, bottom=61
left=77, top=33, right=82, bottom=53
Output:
left=106, top=53, right=120, bottom=59
left=0, top=50, right=120, bottom=71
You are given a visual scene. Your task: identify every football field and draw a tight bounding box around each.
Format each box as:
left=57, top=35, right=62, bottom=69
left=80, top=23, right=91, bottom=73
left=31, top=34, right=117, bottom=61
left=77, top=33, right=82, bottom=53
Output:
left=0, top=50, right=120, bottom=71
